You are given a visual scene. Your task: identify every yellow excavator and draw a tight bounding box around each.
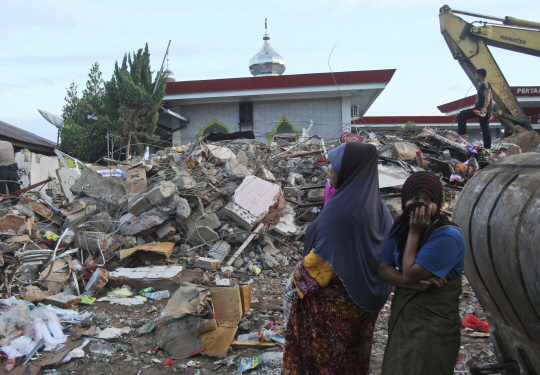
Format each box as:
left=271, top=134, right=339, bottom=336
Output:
left=439, top=5, right=540, bottom=136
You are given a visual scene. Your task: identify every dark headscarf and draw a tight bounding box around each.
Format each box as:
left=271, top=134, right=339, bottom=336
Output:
left=303, top=142, right=393, bottom=312
left=388, top=172, right=459, bottom=262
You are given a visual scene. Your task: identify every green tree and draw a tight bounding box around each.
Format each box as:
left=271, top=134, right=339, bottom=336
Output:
left=60, top=63, right=108, bottom=162
left=101, top=44, right=166, bottom=161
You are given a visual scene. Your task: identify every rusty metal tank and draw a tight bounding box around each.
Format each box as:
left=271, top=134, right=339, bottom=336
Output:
left=453, top=153, right=540, bottom=374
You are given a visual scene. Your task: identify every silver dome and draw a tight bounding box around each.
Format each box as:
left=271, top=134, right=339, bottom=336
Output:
left=164, top=59, right=176, bottom=82
left=249, top=19, right=286, bottom=77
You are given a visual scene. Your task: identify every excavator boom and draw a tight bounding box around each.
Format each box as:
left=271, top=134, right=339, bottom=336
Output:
left=440, top=5, right=540, bottom=134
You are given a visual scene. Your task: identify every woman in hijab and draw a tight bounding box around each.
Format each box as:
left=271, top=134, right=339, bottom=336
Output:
left=378, top=172, right=466, bottom=375
left=281, top=142, right=393, bottom=375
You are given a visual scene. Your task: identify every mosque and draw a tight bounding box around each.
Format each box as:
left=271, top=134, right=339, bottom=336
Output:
left=157, top=22, right=540, bottom=146
left=157, top=21, right=395, bottom=145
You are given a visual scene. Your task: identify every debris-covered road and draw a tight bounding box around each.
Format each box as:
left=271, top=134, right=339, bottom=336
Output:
left=1, top=125, right=536, bottom=374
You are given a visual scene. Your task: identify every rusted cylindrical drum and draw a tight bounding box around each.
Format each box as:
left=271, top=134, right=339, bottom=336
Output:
left=453, top=153, right=540, bottom=375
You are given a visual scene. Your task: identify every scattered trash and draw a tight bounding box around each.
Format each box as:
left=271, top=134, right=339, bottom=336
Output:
left=462, top=314, right=490, bottom=333
left=237, top=355, right=262, bottom=372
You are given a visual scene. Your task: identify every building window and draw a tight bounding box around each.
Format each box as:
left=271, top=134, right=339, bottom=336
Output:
left=266, top=116, right=301, bottom=144
left=198, top=120, right=230, bottom=140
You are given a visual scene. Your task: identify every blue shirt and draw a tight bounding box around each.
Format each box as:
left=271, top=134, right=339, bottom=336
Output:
left=380, top=226, right=466, bottom=280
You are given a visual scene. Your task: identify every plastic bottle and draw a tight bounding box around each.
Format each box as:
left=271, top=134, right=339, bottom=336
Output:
left=90, top=342, right=116, bottom=356
left=143, top=290, right=170, bottom=300
left=139, top=287, right=153, bottom=296
left=0, top=330, right=23, bottom=346
left=237, top=330, right=276, bottom=342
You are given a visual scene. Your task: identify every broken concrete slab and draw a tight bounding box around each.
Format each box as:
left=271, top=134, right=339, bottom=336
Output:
left=70, top=168, right=126, bottom=206
left=61, top=198, right=99, bottom=230
left=514, top=130, right=540, bottom=153
left=19, top=196, right=62, bottom=225
left=274, top=203, right=298, bottom=236
left=224, top=176, right=281, bottom=230
left=172, top=170, right=197, bottom=190
left=56, top=167, right=79, bottom=203
left=107, top=266, right=204, bottom=292
left=176, top=197, right=191, bottom=219
left=377, top=164, right=410, bottom=188
left=208, top=241, right=231, bottom=263
left=45, top=292, right=80, bottom=309
left=206, top=144, right=236, bottom=165
left=261, top=249, right=279, bottom=270
left=128, top=181, right=177, bottom=216
left=187, top=226, right=219, bottom=245
left=89, top=211, right=114, bottom=233
left=84, top=267, right=108, bottom=295
left=224, top=157, right=250, bottom=179
left=194, top=257, right=221, bottom=271
left=236, top=150, right=249, bottom=165
left=380, top=142, right=421, bottom=160
left=74, top=231, right=116, bottom=252
left=156, top=219, right=176, bottom=239
left=257, top=166, right=276, bottom=182
left=0, top=214, right=26, bottom=234
left=184, top=212, right=221, bottom=230
left=120, top=207, right=169, bottom=236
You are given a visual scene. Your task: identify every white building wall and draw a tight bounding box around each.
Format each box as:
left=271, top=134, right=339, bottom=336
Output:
left=171, top=97, right=344, bottom=145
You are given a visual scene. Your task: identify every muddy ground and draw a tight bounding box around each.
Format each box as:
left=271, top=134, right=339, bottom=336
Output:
left=43, top=272, right=495, bottom=375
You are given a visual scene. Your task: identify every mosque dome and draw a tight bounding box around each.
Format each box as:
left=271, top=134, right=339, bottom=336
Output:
left=249, top=19, right=286, bottom=77
left=164, top=59, right=176, bottom=82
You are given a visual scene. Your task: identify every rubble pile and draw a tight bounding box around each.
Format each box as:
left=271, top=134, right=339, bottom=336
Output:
left=0, top=126, right=534, bottom=373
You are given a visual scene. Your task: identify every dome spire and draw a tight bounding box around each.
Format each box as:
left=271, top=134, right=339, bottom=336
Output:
left=249, top=18, right=286, bottom=77
left=165, top=58, right=176, bottom=82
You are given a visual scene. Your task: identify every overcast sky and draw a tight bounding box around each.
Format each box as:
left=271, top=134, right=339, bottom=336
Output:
left=1, top=0, right=539, bottom=143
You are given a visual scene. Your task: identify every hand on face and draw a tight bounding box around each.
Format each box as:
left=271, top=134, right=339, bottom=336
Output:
left=405, top=191, right=438, bottom=234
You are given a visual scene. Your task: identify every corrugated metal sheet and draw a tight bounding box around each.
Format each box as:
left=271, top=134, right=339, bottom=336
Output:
left=0, top=120, right=56, bottom=154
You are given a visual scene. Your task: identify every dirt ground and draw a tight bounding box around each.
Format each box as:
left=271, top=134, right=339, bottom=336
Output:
left=44, top=272, right=495, bottom=375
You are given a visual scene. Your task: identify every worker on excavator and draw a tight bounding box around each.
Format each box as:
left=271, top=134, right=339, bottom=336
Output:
left=457, top=68, right=493, bottom=150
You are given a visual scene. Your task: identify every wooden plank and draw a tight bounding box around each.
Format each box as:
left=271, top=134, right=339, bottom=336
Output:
left=230, top=341, right=277, bottom=349
left=226, top=222, right=264, bottom=266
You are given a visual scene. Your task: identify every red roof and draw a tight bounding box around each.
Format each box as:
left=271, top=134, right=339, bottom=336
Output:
left=437, top=86, right=540, bottom=113
left=358, top=115, right=498, bottom=124
left=165, top=70, right=396, bottom=95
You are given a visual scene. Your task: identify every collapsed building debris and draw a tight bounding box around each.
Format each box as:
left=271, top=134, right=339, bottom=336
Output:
left=0, top=125, right=534, bottom=373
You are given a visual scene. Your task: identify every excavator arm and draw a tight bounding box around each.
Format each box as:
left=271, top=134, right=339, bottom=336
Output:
left=439, top=5, right=540, bottom=134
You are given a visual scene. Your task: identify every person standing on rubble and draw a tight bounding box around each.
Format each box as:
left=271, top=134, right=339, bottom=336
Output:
left=457, top=68, right=493, bottom=150
left=281, top=142, right=393, bottom=375
left=378, top=172, right=465, bottom=375
left=0, top=140, right=20, bottom=195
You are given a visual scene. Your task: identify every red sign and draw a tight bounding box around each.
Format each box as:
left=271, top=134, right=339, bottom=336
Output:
left=340, top=132, right=365, bottom=143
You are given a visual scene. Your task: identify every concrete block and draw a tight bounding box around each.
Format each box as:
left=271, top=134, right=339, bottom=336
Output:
left=128, top=181, right=177, bottom=216
left=74, top=231, right=116, bottom=252
left=194, top=257, right=221, bottom=271
left=206, top=145, right=236, bottom=165
left=19, top=196, right=62, bottom=225
left=185, top=212, right=221, bottom=230
left=257, top=166, right=275, bottom=182
left=224, top=176, right=281, bottom=230
left=380, top=142, right=420, bottom=160
left=261, top=250, right=279, bottom=270
left=70, top=168, right=126, bottom=206
left=45, top=293, right=80, bottom=309
left=120, top=207, right=169, bottom=236
left=156, top=219, right=176, bottom=239
left=514, top=131, right=540, bottom=153
left=90, top=211, right=114, bottom=233
left=208, top=241, right=231, bottom=263
left=176, top=198, right=191, bottom=219
left=236, top=150, right=249, bottom=165
left=274, top=203, right=298, bottom=236
left=187, top=226, right=219, bottom=245
left=62, top=198, right=99, bottom=230
left=306, top=189, right=325, bottom=202
left=172, top=170, right=197, bottom=190
left=224, top=157, right=250, bottom=179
